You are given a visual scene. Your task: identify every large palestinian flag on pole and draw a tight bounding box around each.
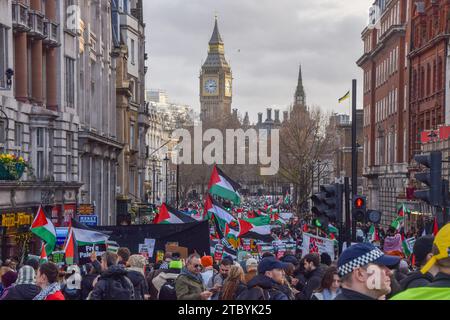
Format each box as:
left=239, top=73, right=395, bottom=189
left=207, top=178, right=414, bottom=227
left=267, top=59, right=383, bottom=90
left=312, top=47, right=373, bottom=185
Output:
left=153, top=203, right=197, bottom=224
left=204, top=194, right=235, bottom=237
left=238, top=218, right=273, bottom=243
left=208, top=165, right=241, bottom=205
left=30, top=206, right=56, bottom=255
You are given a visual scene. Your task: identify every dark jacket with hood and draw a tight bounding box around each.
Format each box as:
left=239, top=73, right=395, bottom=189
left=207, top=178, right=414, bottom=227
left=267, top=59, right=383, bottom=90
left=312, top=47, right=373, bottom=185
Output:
left=301, top=266, right=325, bottom=300
left=399, top=270, right=434, bottom=291
left=427, top=272, right=450, bottom=288
left=243, top=274, right=289, bottom=301
left=81, top=273, right=98, bottom=300
left=89, top=265, right=135, bottom=300
left=127, top=269, right=149, bottom=300
left=1, top=284, right=41, bottom=300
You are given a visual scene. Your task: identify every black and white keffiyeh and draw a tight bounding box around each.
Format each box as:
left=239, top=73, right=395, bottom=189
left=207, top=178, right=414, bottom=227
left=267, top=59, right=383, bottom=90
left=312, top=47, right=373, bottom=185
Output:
left=33, top=282, right=61, bottom=300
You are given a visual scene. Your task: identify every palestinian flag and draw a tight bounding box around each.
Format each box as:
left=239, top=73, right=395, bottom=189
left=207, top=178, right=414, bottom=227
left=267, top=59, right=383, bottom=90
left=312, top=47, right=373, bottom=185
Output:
left=205, top=194, right=235, bottom=236
left=238, top=218, right=273, bottom=242
left=153, top=203, right=197, bottom=224
left=433, top=217, right=439, bottom=236
left=225, top=222, right=240, bottom=249
left=208, top=165, right=241, bottom=205
left=64, top=227, right=75, bottom=265
left=30, top=206, right=56, bottom=255
left=328, top=224, right=339, bottom=236
left=71, top=219, right=110, bottom=245
left=39, top=243, right=48, bottom=264
left=244, top=215, right=271, bottom=226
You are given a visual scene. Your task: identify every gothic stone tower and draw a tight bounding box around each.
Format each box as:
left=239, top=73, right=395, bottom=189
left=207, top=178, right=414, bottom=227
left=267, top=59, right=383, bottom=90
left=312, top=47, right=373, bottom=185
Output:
left=200, top=18, right=232, bottom=122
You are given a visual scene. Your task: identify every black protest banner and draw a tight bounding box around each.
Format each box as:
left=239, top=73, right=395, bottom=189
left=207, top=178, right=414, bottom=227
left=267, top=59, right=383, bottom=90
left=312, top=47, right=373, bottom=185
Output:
left=78, top=243, right=107, bottom=265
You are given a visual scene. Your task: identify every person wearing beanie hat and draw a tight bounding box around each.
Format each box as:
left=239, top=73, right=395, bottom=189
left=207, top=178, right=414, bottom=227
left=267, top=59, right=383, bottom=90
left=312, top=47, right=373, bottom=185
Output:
left=391, top=224, right=450, bottom=300
left=0, top=271, right=18, bottom=299
left=200, top=256, right=215, bottom=288
left=335, top=243, right=400, bottom=300
left=1, top=266, right=41, bottom=300
left=152, top=259, right=182, bottom=300
left=244, top=258, right=258, bottom=284
left=399, top=235, right=436, bottom=291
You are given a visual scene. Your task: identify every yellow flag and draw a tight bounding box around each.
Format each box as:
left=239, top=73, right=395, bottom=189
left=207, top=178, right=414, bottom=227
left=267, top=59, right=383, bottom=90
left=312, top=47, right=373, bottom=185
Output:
left=338, top=91, right=350, bottom=103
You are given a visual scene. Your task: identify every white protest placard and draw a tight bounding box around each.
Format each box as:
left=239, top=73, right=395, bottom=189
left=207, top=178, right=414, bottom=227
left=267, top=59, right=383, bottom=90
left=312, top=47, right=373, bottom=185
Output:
left=302, top=233, right=335, bottom=261
left=144, top=238, right=156, bottom=258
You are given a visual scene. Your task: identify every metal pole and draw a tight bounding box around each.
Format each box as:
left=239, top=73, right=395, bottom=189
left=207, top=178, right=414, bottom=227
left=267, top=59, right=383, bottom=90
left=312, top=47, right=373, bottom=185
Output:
left=152, top=161, right=155, bottom=204
left=317, top=162, right=321, bottom=191
left=165, top=159, right=168, bottom=203
left=345, top=177, right=351, bottom=247
left=352, top=79, right=358, bottom=196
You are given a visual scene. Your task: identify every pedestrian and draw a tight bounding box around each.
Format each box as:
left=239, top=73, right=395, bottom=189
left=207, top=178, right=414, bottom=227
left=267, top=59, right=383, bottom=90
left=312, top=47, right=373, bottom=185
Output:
left=1, top=266, right=40, bottom=300
left=0, top=271, right=18, bottom=299
left=320, top=252, right=332, bottom=267
left=334, top=243, right=400, bottom=300
left=219, top=265, right=247, bottom=300
left=175, top=254, right=212, bottom=300
left=24, top=257, right=39, bottom=273
left=311, top=266, right=341, bottom=300
left=0, top=266, right=13, bottom=296
left=300, top=253, right=325, bottom=300
left=126, top=254, right=150, bottom=300
left=237, top=257, right=289, bottom=300
left=117, top=247, right=131, bottom=266
left=391, top=224, right=450, bottom=300
left=61, top=265, right=82, bottom=300
left=207, top=257, right=232, bottom=299
left=399, top=235, right=435, bottom=290
left=33, top=262, right=65, bottom=300
left=88, top=252, right=135, bottom=300
left=200, top=255, right=215, bottom=287
left=153, top=260, right=182, bottom=300
left=244, top=258, right=258, bottom=284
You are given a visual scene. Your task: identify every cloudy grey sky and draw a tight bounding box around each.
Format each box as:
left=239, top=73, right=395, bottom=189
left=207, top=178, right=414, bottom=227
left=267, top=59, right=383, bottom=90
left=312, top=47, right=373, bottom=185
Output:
left=144, top=0, right=373, bottom=122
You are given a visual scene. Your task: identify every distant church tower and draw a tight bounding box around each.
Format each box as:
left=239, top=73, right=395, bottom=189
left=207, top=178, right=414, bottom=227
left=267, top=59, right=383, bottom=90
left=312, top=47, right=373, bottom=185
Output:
left=293, top=64, right=306, bottom=111
left=200, top=17, right=233, bottom=122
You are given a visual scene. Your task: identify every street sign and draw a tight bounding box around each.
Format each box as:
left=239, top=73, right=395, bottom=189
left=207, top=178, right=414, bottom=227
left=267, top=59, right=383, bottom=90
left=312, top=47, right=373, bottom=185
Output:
left=79, top=215, right=98, bottom=227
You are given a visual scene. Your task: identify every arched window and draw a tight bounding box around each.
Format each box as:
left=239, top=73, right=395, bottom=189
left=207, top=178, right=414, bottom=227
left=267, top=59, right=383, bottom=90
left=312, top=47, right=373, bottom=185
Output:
left=437, top=57, right=443, bottom=90
left=426, top=63, right=431, bottom=97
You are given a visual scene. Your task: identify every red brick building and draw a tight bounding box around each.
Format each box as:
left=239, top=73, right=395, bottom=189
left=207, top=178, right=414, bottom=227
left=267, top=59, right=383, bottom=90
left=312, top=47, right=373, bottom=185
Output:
left=357, top=0, right=410, bottom=225
left=408, top=0, right=450, bottom=157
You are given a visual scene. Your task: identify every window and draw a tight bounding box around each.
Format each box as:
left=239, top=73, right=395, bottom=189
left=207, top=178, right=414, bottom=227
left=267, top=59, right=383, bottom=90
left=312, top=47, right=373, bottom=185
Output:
left=37, top=151, right=44, bottom=179
left=65, top=57, right=75, bottom=108
left=0, top=24, right=8, bottom=88
left=37, top=128, right=44, bottom=147
left=130, top=123, right=135, bottom=150
left=131, top=39, right=135, bottom=65
left=0, top=120, right=5, bottom=144
left=15, top=123, right=22, bottom=147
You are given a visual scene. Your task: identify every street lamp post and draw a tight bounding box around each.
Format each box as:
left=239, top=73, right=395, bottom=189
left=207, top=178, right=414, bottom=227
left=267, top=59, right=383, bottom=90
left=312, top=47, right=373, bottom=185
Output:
left=164, top=154, right=169, bottom=203
left=317, top=160, right=321, bottom=191
left=152, top=158, right=156, bottom=204
left=176, top=163, right=180, bottom=209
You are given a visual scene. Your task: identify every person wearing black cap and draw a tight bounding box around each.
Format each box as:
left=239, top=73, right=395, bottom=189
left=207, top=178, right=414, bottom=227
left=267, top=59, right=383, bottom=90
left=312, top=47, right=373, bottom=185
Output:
left=237, top=257, right=290, bottom=300
left=399, top=235, right=436, bottom=291
left=335, top=243, right=400, bottom=300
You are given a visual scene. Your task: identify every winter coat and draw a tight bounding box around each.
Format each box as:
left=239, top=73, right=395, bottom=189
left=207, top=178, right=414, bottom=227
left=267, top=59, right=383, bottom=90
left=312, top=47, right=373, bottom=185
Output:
left=1, top=284, right=41, bottom=300
left=127, top=269, right=149, bottom=300
left=400, top=271, right=434, bottom=291
left=244, top=274, right=289, bottom=301
left=334, top=288, right=376, bottom=300
left=81, top=274, right=99, bottom=300
left=244, top=270, right=257, bottom=284
left=146, top=268, right=164, bottom=300
left=175, top=268, right=205, bottom=300
left=219, top=281, right=248, bottom=300
left=45, top=291, right=65, bottom=300
left=301, top=266, right=325, bottom=300
left=88, top=265, right=135, bottom=300
left=427, top=272, right=450, bottom=288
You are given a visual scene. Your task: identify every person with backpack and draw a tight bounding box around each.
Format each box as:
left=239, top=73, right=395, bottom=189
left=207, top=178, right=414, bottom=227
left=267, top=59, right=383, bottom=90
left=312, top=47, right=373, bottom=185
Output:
left=88, top=252, right=135, bottom=300
left=153, top=260, right=182, bottom=300
left=237, top=257, right=290, bottom=300
left=80, top=263, right=100, bottom=300
left=126, top=255, right=150, bottom=300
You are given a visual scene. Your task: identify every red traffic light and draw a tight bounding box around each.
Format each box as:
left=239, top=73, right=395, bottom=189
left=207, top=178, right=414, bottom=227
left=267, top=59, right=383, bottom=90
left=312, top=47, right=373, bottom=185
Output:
left=354, top=197, right=365, bottom=209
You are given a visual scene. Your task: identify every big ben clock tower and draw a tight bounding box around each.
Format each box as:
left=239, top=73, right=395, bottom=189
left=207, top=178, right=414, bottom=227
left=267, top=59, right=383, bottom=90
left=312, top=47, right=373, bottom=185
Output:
left=200, top=17, right=233, bottom=122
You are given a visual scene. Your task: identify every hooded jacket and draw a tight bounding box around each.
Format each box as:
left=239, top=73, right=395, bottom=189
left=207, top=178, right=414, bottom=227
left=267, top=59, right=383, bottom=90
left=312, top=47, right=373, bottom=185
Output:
left=89, top=265, right=135, bottom=300
left=399, top=270, right=434, bottom=291
left=1, top=284, right=41, bottom=300
left=152, top=268, right=181, bottom=296
left=127, top=269, right=149, bottom=300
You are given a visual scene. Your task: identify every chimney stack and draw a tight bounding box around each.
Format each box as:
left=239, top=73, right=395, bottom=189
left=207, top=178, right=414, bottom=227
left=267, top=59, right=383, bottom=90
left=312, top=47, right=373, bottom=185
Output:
left=267, top=108, right=272, bottom=121
left=283, top=111, right=289, bottom=122
left=258, top=113, right=263, bottom=124
left=274, top=109, right=280, bottom=122
left=232, top=108, right=238, bottom=118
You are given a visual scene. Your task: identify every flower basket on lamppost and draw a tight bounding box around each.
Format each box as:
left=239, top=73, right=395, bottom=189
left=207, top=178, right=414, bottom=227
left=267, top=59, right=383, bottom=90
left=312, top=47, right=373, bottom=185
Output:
left=0, top=154, right=30, bottom=181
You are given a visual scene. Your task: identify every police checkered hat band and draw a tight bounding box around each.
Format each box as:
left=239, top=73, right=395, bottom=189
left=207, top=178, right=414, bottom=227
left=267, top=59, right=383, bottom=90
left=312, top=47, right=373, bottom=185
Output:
left=338, top=248, right=384, bottom=277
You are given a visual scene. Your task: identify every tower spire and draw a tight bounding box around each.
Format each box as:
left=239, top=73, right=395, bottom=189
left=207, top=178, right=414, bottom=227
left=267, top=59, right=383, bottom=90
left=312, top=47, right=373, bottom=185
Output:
left=209, top=15, right=223, bottom=45
left=295, top=63, right=306, bottom=107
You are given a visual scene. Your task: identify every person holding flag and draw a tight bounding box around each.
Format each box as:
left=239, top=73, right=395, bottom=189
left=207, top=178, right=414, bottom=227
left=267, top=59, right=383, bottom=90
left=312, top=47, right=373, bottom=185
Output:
left=30, top=206, right=56, bottom=257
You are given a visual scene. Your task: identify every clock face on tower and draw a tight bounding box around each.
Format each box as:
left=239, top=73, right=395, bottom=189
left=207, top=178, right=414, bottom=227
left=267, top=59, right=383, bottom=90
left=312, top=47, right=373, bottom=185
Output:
left=204, top=79, right=218, bottom=95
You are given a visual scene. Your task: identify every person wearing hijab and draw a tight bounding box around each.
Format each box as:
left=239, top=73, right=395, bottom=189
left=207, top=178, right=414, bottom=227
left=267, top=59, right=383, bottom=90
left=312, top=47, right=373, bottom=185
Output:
left=1, top=266, right=41, bottom=300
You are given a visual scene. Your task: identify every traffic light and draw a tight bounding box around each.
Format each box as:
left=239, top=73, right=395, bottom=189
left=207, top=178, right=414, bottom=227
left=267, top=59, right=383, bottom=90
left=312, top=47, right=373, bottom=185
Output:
left=311, top=183, right=343, bottom=227
left=414, top=151, right=442, bottom=207
left=352, top=195, right=367, bottom=223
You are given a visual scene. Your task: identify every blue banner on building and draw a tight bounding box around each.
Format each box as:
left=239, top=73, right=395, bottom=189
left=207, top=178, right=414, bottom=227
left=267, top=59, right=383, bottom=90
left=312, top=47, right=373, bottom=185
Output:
left=79, top=215, right=98, bottom=227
